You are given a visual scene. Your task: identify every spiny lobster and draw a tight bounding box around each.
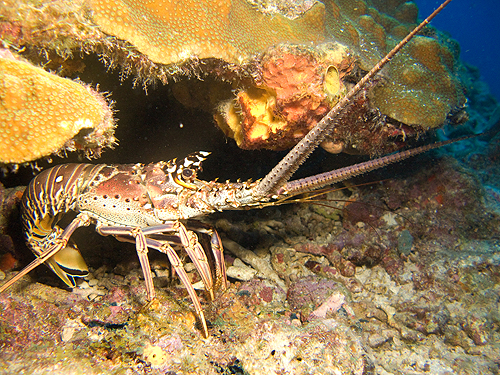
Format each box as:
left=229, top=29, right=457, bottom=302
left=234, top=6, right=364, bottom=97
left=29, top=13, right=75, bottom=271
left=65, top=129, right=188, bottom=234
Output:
left=0, top=0, right=467, bottom=337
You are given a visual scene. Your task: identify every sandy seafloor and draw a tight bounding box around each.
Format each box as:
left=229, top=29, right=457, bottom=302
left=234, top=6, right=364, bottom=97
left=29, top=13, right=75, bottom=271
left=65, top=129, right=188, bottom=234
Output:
left=1, top=2, right=500, bottom=375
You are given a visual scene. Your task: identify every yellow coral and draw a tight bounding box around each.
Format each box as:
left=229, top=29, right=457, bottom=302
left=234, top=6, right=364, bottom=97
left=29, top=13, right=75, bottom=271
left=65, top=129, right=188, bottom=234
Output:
left=87, top=0, right=464, bottom=135
left=1, top=0, right=466, bottom=151
left=370, top=84, right=451, bottom=128
left=0, top=56, right=115, bottom=164
left=370, top=35, right=464, bottom=128
left=90, top=0, right=326, bottom=65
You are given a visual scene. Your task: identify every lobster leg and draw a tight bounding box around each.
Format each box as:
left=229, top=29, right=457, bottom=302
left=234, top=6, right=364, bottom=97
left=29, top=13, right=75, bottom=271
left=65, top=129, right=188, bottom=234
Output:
left=0, top=213, right=91, bottom=293
left=139, top=223, right=216, bottom=299
left=185, top=221, right=227, bottom=291
left=97, top=222, right=217, bottom=302
left=98, top=223, right=215, bottom=337
left=106, top=223, right=220, bottom=301
left=97, top=226, right=155, bottom=300
left=174, top=223, right=215, bottom=300
left=209, top=229, right=227, bottom=290
left=146, top=237, right=209, bottom=338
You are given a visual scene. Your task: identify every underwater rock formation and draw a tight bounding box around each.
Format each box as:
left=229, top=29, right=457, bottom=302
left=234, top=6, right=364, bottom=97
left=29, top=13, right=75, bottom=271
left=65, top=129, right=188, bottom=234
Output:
left=0, top=0, right=467, bottom=156
left=87, top=0, right=466, bottom=153
left=0, top=51, right=116, bottom=165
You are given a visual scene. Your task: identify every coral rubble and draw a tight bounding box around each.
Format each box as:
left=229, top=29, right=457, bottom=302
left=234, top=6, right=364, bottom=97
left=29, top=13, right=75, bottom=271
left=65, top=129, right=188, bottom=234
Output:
left=0, top=52, right=116, bottom=165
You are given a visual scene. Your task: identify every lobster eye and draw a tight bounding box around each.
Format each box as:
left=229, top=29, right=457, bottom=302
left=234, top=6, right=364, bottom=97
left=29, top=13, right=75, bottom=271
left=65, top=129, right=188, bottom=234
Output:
left=182, top=168, right=194, bottom=179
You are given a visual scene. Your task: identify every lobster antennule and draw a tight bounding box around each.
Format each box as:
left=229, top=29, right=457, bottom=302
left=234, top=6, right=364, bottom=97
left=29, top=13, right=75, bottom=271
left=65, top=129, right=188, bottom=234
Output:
left=252, top=0, right=454, bottom=199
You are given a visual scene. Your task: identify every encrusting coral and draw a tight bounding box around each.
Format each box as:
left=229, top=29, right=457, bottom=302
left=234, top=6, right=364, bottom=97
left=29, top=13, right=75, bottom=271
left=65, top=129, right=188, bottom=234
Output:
left=85, top=0, right=466, bottom=153
left=0, top=51, right=116, bottom=165
left=0, top=0, right=467, bottom=156
left=89, top=0, right=326, bottom=65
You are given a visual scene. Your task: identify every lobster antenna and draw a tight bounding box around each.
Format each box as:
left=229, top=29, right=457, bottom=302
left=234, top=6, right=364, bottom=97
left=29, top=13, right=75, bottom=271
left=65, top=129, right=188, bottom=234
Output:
left=0, top=249, right=59, bottom=293
left=280, top=134, right=479, bottom=196
left=253, top=0, right=454, bottom=199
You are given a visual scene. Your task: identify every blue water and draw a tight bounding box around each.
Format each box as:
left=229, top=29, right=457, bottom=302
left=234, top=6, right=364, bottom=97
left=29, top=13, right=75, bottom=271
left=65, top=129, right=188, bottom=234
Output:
left=416, top=0, right=500, bottom=101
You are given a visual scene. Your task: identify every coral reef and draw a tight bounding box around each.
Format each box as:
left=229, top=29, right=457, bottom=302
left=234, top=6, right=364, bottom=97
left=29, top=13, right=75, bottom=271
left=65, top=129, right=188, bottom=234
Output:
left=212, top=0, right=467, bottom=153
left=1, top=153, right=499, bottom=374
left=0, top=0, right=498, bottom=373
left=0, top=51, right=116, bottom=165
left=89, top=0, right=325, bottom=66
left=0, top=0, right=467, bottom=155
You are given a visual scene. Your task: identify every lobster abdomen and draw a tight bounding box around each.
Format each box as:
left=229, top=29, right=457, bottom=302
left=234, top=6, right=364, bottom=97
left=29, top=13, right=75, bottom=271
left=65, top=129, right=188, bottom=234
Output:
left=22, top=163, right=105, bottom=243
left=20, top=163, right=106, bottom=286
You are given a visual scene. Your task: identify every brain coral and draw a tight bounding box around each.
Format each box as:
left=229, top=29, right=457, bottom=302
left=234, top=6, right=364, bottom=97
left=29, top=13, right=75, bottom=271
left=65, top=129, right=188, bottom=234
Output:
left=0, top=53, right=116, bottom=165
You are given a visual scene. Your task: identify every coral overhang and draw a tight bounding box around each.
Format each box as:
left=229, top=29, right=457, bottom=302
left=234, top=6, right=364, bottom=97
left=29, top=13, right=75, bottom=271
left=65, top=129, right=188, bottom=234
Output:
left=0, top=0, right=468, bottom=157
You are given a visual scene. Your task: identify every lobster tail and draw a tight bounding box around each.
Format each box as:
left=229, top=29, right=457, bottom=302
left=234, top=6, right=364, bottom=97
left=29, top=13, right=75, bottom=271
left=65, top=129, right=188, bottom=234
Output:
left=20, top=163, right=104, bottom=285
left=46, top=241, right=89, bottom=287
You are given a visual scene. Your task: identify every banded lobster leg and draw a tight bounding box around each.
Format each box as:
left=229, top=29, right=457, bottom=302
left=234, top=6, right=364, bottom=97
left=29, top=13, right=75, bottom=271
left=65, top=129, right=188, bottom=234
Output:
left=146, top=237, right=209, bottom=338
left=182, top=220, right=228, bottom=291
left=97, top=221, right=226, bottom=337
left=0, top=213, right=92, bottom=293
